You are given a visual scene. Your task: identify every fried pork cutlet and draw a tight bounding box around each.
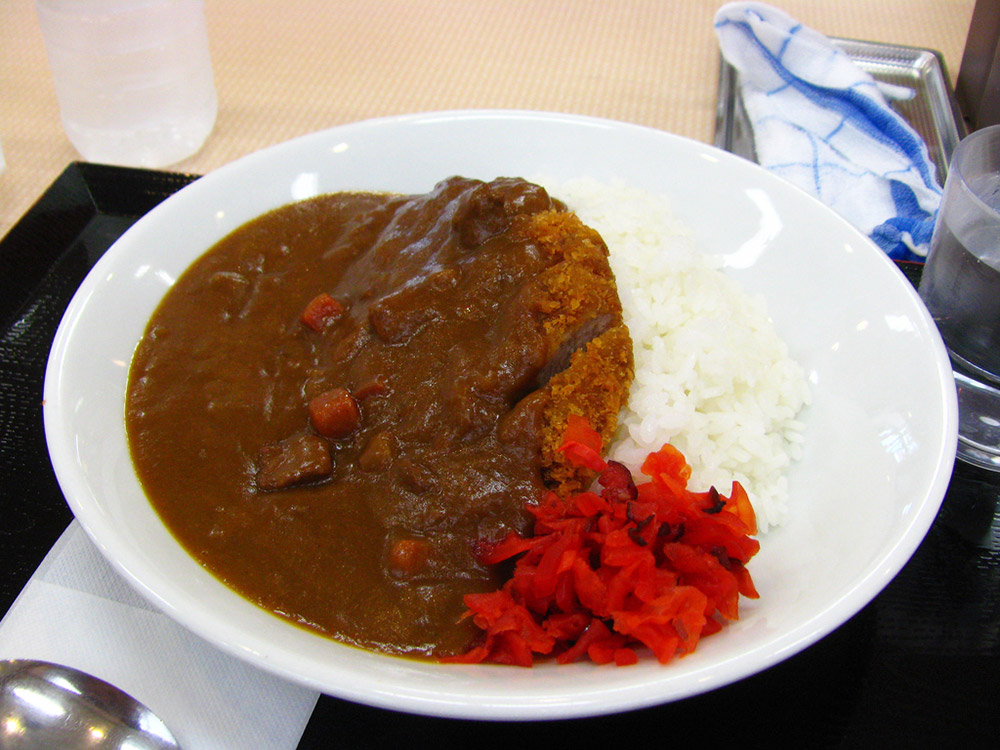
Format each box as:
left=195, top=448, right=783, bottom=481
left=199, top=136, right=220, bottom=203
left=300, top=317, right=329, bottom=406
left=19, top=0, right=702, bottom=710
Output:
left=518, top=209, right=634, bottom=493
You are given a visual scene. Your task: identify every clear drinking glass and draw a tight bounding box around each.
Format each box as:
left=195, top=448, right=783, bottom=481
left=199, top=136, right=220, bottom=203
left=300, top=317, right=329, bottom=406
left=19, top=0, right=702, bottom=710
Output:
left=35, top=0, right=217, bottom=169
left=919, top=124, right=1000, bottom=470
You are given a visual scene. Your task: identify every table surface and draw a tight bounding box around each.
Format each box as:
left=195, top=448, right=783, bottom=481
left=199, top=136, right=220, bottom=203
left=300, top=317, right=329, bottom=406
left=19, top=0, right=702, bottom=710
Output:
left=0, top=0, right=981, bottom=237
left=3, top=2, right=999, bottom=748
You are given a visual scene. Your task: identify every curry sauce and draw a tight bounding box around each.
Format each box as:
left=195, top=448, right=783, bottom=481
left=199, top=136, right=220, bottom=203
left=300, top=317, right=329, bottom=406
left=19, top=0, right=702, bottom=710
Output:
left=126, top=176, right=632, bottom=656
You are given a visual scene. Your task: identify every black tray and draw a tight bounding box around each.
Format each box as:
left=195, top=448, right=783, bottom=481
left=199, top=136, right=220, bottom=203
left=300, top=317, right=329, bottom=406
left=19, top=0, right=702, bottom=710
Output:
left=2, top=163, right=998, bottom=748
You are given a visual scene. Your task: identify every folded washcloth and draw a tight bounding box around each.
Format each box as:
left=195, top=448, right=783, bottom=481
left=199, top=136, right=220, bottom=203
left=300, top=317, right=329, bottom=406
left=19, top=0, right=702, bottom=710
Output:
left=714, top=2, right=942, bottom=261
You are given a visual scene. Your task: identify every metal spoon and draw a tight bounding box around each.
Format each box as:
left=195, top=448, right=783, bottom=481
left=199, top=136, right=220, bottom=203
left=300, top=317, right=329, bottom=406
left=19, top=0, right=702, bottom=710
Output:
left=0, top=659, right=180, bottom=749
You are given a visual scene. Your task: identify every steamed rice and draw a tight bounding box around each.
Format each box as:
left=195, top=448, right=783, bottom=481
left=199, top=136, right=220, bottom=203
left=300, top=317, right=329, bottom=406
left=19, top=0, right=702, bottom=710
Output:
left=547, top=177, right=810, bottom=532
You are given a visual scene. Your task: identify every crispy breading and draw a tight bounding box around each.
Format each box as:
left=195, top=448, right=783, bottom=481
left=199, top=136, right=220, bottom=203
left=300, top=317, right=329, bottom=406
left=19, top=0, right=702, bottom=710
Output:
left=522, top=210, right=635, bottom=493
left=540, top=325, right=634, bottom=493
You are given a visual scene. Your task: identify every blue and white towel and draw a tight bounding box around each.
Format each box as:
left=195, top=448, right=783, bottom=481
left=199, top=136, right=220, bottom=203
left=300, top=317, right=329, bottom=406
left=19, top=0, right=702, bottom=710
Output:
left=714, top=2, right=942, bottom=260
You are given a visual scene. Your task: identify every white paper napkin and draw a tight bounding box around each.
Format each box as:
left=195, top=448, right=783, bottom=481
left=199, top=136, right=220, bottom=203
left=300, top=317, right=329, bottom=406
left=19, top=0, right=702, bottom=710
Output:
left=0, top=521, right=320, bottom=750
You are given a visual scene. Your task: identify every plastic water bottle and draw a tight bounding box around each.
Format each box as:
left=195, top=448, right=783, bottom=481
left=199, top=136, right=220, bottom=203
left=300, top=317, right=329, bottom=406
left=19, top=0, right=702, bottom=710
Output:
left=35, top=0, right=217, bottom=168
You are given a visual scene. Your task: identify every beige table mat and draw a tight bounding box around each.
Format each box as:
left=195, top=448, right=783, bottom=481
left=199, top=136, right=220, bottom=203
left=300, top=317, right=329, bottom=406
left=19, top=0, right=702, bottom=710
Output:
left=1, top=0, right=978, bottom=239
left=0, top=1, right=977, bottom=238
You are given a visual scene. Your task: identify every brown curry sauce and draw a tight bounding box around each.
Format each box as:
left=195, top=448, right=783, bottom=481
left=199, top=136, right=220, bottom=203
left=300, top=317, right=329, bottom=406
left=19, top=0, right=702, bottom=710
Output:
left=126, top=176, right=632, bottom=657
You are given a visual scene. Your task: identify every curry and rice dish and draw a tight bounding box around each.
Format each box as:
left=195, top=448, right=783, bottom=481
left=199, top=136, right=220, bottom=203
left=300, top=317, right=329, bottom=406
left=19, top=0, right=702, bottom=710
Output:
left=126, top=174, right=810, bottom=663
left=125, top=177, right=634, bottom=657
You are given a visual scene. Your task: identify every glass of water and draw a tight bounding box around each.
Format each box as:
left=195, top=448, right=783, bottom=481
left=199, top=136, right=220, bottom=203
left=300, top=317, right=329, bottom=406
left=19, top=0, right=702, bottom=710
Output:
left=919, top=124, right=1000, bottom=470
left=35, top=0, right=217, bottom=169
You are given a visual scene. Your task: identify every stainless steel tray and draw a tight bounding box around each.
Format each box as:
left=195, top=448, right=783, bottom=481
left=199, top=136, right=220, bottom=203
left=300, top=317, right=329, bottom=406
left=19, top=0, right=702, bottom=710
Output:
left=714, top=38, right=967, bottom=183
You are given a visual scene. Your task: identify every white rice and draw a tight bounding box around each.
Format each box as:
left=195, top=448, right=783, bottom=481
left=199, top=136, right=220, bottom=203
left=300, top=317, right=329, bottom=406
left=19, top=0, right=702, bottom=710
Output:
left=545, top=177, right=810, bottom=532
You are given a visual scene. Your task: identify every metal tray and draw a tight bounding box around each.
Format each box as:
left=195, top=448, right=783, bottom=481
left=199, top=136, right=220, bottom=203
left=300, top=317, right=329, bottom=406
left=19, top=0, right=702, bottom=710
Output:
left=714, top=38, right=967, bottom=184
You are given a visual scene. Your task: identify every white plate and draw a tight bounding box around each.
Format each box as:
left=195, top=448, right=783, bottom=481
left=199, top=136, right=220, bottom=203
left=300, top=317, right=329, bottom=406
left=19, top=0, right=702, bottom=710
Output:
left=43, top=110, right=958, bottom=720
